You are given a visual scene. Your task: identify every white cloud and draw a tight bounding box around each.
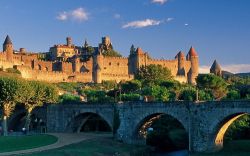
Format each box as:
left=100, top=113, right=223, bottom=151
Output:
left=57, top=7, right=89, bottom=22
left=122, top=19, right=163, bottom=29
left=114, top=14, right=121, bottom=19
left=166, top=18, right=174, bottom=22
left=184, top=23, right=189, bottom=26
left=151, top=0, right=168, bottom=5
left=199, top=65, right=210, bottom=74
left=57, top=11, right=68, bottom=21
left=222, top=64, right=250, bottom=74
left=199, top=64, right=250, bottom=74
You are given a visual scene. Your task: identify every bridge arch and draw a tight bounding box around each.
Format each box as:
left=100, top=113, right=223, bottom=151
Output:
left=66, top=112, right=113, bottom=133
left=209, top=112, right=249, bottom=152
left=131, top=110, right=189, bottom=145
left=8, top=108, right=46, bottom=132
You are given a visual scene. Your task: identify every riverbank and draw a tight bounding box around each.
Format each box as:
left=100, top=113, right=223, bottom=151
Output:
left=24, top=136, right=149, bottom=156
left=0, top=134, right=57, bottom=153
left=191, top=140, right=250, bottom=156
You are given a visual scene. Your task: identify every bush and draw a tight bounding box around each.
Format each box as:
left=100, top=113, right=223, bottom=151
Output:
left=121, top=93, right=141, bottom=101
left=56, top=82, right=79, bottom=93
left=225, top=89, right=241, bottom=100
left=142, top=85, right=170, bottom=102
left=59, top=94, right=81, bottom=104
left=5, top=68, right=21, bottom=74
left=179, top=87, right=196, bottom=101
left=84, top=90, right=114, bottom=103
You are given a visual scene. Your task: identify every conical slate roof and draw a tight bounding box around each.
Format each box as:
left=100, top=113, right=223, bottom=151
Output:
left=188, top=46, right=198, bottom=56
left=210, top=60, right=221, bottom=71
left=136, top=47, right=144, bottom=54
left=175, top=51, right=185, bottom=59
left=3, top=35, right=12, bottom=45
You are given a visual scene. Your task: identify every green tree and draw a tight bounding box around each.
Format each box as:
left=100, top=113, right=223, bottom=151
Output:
left=225, top=89, right=241, bottom=100
left=84, top=90, right=114, bottom=103
left=101, top=80, right=117, bottom=90
left=179, top=87, right=196, bottom=101
left=142, top=85, right=170, bottom=102
left=59, top=94, right=81, bottom=104
left=121, top=80, right=142, bottom=93
left=121, top=93, right=141, bottom=101
left=196, top=74, right=228, bottom=100
left=103, top=49, right=122, bottom=57
left=17, top=81, right=58, bottom=132
left=0, top=77, right=22, bottom=136
left=160, top=80, right=182, bottom=100
left=135, top=64, right=172, bottom=86
left=225, top=114, right=250, bottom=140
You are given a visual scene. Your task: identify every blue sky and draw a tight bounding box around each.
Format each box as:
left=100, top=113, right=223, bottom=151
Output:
left=0, top=0, right=250, bottom=73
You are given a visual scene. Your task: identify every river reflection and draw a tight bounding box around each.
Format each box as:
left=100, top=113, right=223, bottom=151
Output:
left=151, top=150, right=188, bottom=156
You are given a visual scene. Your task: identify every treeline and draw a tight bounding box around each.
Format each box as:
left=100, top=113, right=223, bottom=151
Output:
left=0, top=77, right=58, bottom=136
left=57, top=65, right=250, bottom=103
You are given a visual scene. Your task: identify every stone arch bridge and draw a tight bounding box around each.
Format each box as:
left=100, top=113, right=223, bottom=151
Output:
left=35, top=101, right=250, bottom=152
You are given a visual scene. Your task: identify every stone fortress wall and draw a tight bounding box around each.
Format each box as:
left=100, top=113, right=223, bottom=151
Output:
left=0, top=35, right=199, bottom=84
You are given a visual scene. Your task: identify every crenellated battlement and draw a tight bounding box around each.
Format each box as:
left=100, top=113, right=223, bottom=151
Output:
left=103, top=56, right=128, bottom=60
left=0, top=35, right=199, bottom=84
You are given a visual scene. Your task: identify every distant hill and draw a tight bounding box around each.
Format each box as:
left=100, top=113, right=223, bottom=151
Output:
left=235, top=72, right=250, bottom=77
left=222, top=70, right=234, bottom=77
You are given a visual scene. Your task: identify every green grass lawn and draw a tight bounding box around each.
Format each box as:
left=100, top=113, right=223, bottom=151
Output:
left=0, top=134, right=58, bottom=153
left=191, top=140, right=250, bottom=156
left=25, top=137, right=149, bottom=156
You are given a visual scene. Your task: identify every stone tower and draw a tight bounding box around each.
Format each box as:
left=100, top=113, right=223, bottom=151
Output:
left=3, top=35, right=13, bottom=62
left=176, top=51, right=185, bottom=76
left=210, top=60, right=222, bottom=77
left=72, top=57, right=81, bottom=73
left=93, top=50, right=103, bottom=83
left=101, top=36, right=112, bottom=50
left=187, top=46, right=199, bottom=84
left=128, top=47, right=147, bottom=74
left=66, top=37, right=72, bottom=47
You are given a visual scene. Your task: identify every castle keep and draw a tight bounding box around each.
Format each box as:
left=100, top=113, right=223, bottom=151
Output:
left=0, top=35, right=199, bottom=84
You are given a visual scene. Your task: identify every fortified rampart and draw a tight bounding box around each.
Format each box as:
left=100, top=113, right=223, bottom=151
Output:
left=0, top=35, right=199, bottom=84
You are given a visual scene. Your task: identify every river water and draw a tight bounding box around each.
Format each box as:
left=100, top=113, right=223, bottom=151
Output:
left=151, top=150, right=188, bottom=156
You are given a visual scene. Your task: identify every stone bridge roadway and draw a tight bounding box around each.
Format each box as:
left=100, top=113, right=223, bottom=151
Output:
left=13, top=100, right=250, bottom=153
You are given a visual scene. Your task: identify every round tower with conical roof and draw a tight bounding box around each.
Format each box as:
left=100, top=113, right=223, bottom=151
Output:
left=93, top=49, right=103, bottom=83
left=210, top=60, right=222, bottom=77
left=176, top=51, right=185, bottom=76
left=3, top=35, right=13, bottom=62
left=186, top=46, right=199, bottom=84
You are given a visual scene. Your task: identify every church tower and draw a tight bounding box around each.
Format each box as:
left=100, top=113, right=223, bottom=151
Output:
left=3, top=35, right=13, bottom=62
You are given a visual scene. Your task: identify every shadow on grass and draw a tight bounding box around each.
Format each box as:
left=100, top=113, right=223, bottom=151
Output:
left=0, top=134, right=57, bottom=153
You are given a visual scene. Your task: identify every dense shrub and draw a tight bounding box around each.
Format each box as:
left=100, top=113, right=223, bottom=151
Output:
left=121, top=93, right=140, bottom=101
left=59, top=94, right=81, bottom=103
left=5, top=68, right=21, bottom=74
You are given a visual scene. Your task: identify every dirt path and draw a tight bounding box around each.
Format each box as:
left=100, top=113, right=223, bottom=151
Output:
left=0, top=133, right=111, bottom=156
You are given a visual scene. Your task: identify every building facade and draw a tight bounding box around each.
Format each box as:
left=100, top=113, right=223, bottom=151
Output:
left=0, top=35, right=199, bottom=84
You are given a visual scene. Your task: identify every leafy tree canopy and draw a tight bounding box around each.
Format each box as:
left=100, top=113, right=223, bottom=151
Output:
left=142, top=85, right=170, bottom=102
left=135, top=64, right=173, bottom=86
left=121, top=80, right=142, bottom=93
left=103, top=49, right=122, bottom=57
left=196, top=74, right=228, bottom=100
